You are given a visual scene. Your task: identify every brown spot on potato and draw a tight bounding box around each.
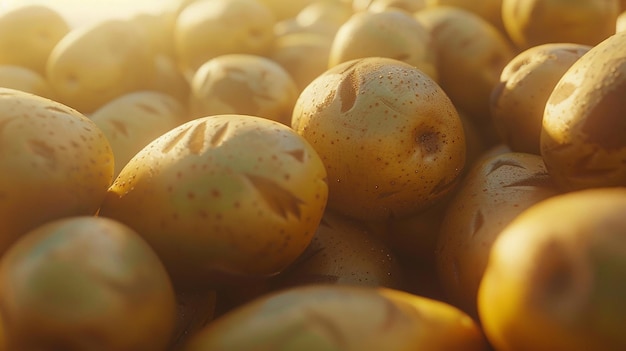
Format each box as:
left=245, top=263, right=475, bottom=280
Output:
left=486, top=159, right=525, bottom=175
left=136, top=103, right=159, bottom=115
left=29, top=139, right=56, bottom=168
left=188, top=121, right=207, bottom=154
left=245, top=173, right=304, bottom=220
left=109, top=119, right=128, bottom=137
left=285, top=149, right=305, bottom=163
left=210, top=122, right=229, bottom=147
left=582, top=79, right=626, bottom=151
left=162, top=125, right=191, bottom=153
left=548, top=82, right=576, bottom=105
left=416, top=130, right=441, bottom=154
left=338, top=68, right=358, bottom=113
left=505, top=172, right=556, bottom=188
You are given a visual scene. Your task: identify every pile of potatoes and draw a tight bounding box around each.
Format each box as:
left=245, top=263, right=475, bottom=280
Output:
left=0, top=0, right=625, bottom=350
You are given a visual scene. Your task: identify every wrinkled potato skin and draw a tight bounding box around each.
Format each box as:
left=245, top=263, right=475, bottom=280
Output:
left=292, top=57, right=466, bottom=221
left=502, top=0, right=619, bottom=50
left=478, top=188, right=626, bottom=351
left=490, top=43, right=591, bottom=154
left=184, top=285, right=489, bottom=351
left=541, top=31, right=626, bottom=191
left=436, top=152, right=560, bottom=318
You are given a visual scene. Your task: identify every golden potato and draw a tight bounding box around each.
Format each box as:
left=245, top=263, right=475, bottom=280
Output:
left=89, top=90, right=189, bottom=178
left=353, top=0, right=427, bottom=13
left=0, top=5, right=70, bottom=75
left=174, top=0, right=276, bottom=75
left=184, top=285, right=489, bottom=351
left=0, top=216, right=177, bottom=351
left=478, top=188, right=626, bottom=351
left=502, top=0, right=619, bottom=50
left=292, top=57, right=466, bottom=221
left=99, top=115, right=328, bottom=286
left=0, top=64, right=55, bottom=99
left=189, top=54, right=299, bottom=125
left=274, top=0, right=353, bottom=38
left=0, top=88, right=114, bottom=256
left=490, top=43, right=591, bottom=154
left=258, top=0, right=318, bottom=20
left=436, top=152, right=560, bottom=318
left=541, top=30, right=626, bottom=190
left=415, top=6, right=514, bottom=137
left=424, top=0, right=505, bottom=33
left=46, top=19, right=156, bottom=114
left=329, top=9, right=438, bottom=81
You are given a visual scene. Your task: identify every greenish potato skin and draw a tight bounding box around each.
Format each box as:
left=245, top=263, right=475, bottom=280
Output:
left=292, top=57, right=466, bottom=221
left=0, top=88, right=114, bottom=256
left=0, top=216, right=177, bottom=351
left=183, top=285, right=489, bottom=351
left=541, top=31, right=626, bottom=191
left=99, top=114, right=328, bottom=286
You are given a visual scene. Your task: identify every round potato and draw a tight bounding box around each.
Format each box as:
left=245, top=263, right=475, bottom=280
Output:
left=0, top=216, right=177, bottom=351
left=502, top=0, right=619, bottom=50
left=0, top=88, right=114, bottom=256
left=0, top=5, right=70, bottom=75
left=189, top=54, right=299, bottom=125
left=184, top=285, right=489, bottom=351
left=174, top=0, right=276, bottom=75
left=329, top=9, right=438, bottom=81
left=424, top=0, right=505, bottom=33
left=353, top=0, right=427, bottom=13
left=292, top=57, right=466, bottom=221
left=541, top=30, right=626, bottom=190
left=46, top=19, right=156, bottom=114
left=274, top=0, right=353, bottom=38
left=89, top=90, right=189, bottom=178
left=0, top=64, right=55, bottom=99
left=99, top=114, right=328, bottom=286
left=415, top=6, right=514, bottom=137
left=436, top=152, right=560, bottom=319
left=490, top=43, right=591, bottom=154
left=478, top=188, right=626, bottom=351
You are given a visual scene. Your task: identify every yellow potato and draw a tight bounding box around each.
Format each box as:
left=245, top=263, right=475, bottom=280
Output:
left=0, top=216, right=177, bottom=351
left=502, top=0, right=619, bottom=50
left=274, top=0, right=353, bottom=38
left=189, top=54, right=299, bottom=125
left=356, top=0, right=427, bottom=13
left=46, top=19, right=156, bottom=114
left=89, top=90, right=189, bottom=178
left=0, top=64, right=55, bottom=99
left=99, top=115, right=328, bottom=286
left=425, top=0, right=505, bottom=33
left=0, top=88, right=114, bottom=256
left=541, top=30, right=626, bottom=190
left=292, top=57, right=466, bottom=221
left=329, top=9, right=438, bottom=81
left=0, top=5, right=70, bottom=75
left=437, top=152, right=560, bottom=318
left=415, top=6, right=514, bottom=139
left=478, top=188, right=626, bottom=351
left=490, top=43, right=591, bottom=154
left=258, top=0, right=319, bottom=20
left=174, top=0, right=276, bottom=75
left=184, top=285, right=489, bottom=351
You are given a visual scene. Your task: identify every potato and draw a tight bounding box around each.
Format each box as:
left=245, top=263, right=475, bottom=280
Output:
left=46, top=19, right=156, bottom=113
left=291, top=57, right=466, bottom=221
left=183, top=285, right=489, bottom=351
left=541, top=30, right=626, bottom=190
left=0, top=64, right=55, bottom=99
left=174, top=0, right=276, bottom=75
left=329, top=9, right=438, bottom=82
left=353, top=0, right=427, bottom=13
left=617, top=10, right=626, bottom=32
left=89, top=90, right=189, bottom=178
left=0, top=216, right=177, bottom=351
left=148, top=53, right=191, bottom=103
left=269, top=32, right=334, bottom=92
left=478, top=188, right=626, bottom=351
left=424, top=0, right=505, bottom=33
left=189, top=54, right=299, bottom=125
left=436, top=152, right=560, bottom=319
left=490, top=43, right=591, bottom=154
left=502, top=0, right=619, bottom=50
left=273, top=210, right=406, bottom=290
left=258, top=0, right=318, bottom=20
left=0, top=88, right=114, bottom=256
left=274, top=0, right=353, bottom=38
left=415, top=6, right=514, bottom=137
left=0, top=5, right=70, bottom=75
left=98, top=114, right=328, bottom=286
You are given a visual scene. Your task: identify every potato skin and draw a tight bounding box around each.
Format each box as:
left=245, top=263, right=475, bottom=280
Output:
left=292, top=57, right=466, bottom=221
left=99, top=114, right=328, bottom=286
left=541, top=31, right=626, bottom=191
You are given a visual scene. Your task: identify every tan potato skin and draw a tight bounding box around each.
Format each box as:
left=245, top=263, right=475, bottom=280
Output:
left=541, top=30, right=626, bottom=190
left=490, top=43, right=591, bottom=154
left=183, top=285, right=490, bottom=351
left=292, top=57, right=466, bottom=221
left=437, top=152, right=560, bottom=319
left=478, top=188, right=626, bottom=351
